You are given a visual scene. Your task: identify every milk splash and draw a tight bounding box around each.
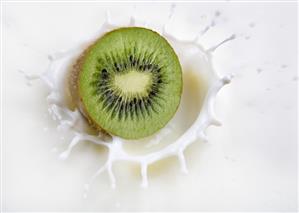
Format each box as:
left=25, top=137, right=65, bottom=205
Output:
left=21, top=4, right=234, bottom=196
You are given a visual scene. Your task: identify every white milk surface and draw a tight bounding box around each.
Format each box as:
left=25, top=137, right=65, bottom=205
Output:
left=2, top=2, right=297, bottom=212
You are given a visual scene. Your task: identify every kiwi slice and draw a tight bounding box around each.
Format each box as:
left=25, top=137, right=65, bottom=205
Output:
left=70, top=27, right=182, bottom=139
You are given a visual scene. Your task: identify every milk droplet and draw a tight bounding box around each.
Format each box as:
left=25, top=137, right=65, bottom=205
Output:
left=215, top=10, right=221, bottom=17
left=59, top=151, right=69, bottom=160
left=248, top=22, right=255, bottom=28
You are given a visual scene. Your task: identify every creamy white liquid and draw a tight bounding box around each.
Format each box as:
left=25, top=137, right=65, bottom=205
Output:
left=20, top=4, right=234, bottom=198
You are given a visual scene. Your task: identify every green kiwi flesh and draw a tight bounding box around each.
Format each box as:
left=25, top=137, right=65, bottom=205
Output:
left=77, top=27, right=182, bottom=139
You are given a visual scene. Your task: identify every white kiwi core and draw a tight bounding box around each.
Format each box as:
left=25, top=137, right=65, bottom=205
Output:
left=113, top=70, right=152, bottom=95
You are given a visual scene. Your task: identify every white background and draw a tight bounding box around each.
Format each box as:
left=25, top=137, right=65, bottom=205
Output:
left=2, top=1, right=298, bottom=212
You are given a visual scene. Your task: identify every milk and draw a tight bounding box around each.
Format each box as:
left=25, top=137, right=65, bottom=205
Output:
left=20, top=5, right=233, bottom=197
left=4, top=2, right=297, bottom=211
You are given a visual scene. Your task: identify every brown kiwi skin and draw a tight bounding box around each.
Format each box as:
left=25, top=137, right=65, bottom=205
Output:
left=69, top=27, right=183, bottom=140
left=69, top=41, right=111, bottom=138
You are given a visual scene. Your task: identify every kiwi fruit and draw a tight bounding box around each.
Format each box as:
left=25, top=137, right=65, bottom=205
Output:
left=69, top=27, right=182, bottom=139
